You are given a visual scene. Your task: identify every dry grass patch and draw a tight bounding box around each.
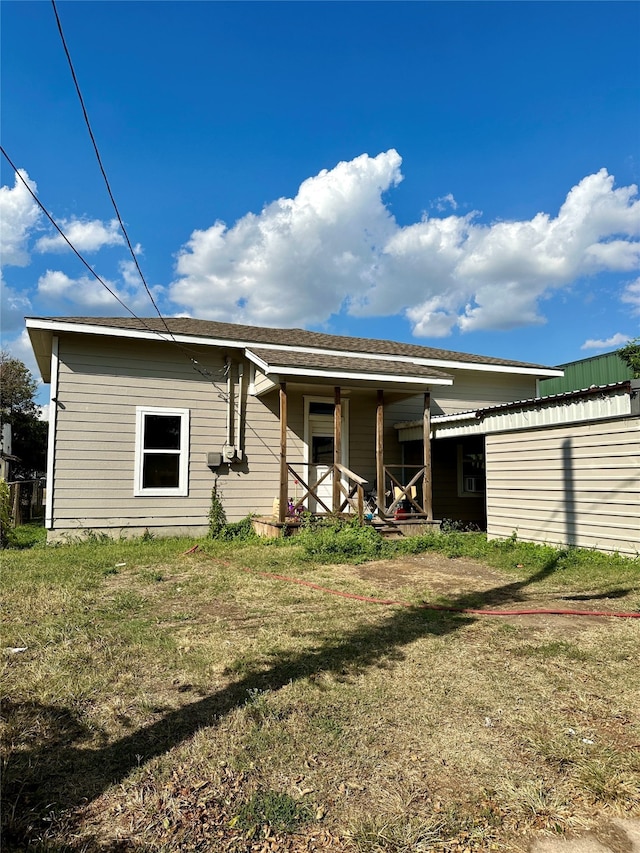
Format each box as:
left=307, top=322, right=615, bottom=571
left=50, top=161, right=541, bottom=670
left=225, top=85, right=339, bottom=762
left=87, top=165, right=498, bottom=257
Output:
left=1, top=534, right=639, bottom=851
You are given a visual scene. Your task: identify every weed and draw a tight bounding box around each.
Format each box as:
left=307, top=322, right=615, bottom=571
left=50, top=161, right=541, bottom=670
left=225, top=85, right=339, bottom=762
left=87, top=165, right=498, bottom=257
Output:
left=440, top=518, right=483, bottom=533
left=514, top=641, right=590, bottom=661
left=139, top=568, right=164, bottom=583
left=5, top=520, right=46, bottom=550
left=218, top=515, right=258, bottom=541
left=349, top=814, right=442, bottom=852
left=234, top=789, right=313, bottom=833
left=578, top=754, right=640, bottom=804
left=209, top=482, right=227, bottom=537
left=209, top=485, right=257, bottom=541
left=297, top=518, right=384, bottom=563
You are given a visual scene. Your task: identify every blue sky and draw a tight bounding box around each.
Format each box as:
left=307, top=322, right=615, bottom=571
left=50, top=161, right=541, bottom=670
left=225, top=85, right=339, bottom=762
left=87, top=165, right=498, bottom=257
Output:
left=2, top=1, right=639, bottom=403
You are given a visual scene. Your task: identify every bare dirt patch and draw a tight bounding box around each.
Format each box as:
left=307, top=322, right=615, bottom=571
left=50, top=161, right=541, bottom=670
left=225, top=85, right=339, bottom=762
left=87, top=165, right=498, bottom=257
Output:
left=351, top=553, right=635, bottom=633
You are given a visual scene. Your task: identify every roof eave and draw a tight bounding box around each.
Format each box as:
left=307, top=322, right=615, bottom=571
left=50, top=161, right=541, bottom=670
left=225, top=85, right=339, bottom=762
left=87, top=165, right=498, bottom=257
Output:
left=24, top=316, right=561, bottom=379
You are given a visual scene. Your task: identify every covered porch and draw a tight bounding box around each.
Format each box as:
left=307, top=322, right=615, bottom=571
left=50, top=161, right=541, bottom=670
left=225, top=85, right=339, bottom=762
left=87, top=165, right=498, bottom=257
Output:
left=243, top=346, right=453, bottom=533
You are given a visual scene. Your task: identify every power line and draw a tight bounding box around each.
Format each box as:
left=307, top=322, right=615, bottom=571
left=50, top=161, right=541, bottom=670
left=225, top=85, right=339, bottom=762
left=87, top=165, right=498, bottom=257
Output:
left=1, top=148, right=145, bottom=321
left=48, top=1, right=234, bottom=389
left=50, top=0, right=173, bottom=340
left=2, top=147, right=225, bottom=386
left=4, top=150, right=273, bottom=454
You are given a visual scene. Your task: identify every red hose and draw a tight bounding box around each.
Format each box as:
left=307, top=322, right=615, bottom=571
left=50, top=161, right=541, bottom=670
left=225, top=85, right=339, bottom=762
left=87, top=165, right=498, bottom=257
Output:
left=243, top=569, right=640, bottom=619
left=185, top=547, right=639, bottom=619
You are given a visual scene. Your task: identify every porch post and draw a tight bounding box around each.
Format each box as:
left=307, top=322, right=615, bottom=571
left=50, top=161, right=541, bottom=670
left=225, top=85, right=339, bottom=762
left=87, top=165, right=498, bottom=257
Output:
left=423, top=391, right=433, bottom=520
left=376, top=389, right=385, bottom=515
left=333, top=386, right=342, bottom=513
left=279, top=382, right=288, bottom=524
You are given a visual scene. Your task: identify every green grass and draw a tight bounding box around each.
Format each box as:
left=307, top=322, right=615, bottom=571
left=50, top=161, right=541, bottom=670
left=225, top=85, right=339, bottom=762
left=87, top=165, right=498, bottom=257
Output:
left=1, top=526, right=639, bottom=852
left=234, top=789, right=314, bottom=833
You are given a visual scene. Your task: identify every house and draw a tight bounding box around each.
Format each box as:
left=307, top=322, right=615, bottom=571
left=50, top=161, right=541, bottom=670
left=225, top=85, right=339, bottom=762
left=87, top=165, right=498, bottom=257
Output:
left=26, top=316, right=563, bottom=542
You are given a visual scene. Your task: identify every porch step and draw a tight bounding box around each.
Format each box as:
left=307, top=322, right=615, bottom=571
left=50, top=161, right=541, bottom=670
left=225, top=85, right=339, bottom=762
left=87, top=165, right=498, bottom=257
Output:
left=368, top=517, right=407, bottom=539
left=368, top=517, right=442, bottom=539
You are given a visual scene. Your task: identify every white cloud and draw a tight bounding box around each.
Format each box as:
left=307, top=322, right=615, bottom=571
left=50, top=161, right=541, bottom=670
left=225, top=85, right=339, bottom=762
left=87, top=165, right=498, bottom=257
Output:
left=35, top=218, right=124, bottom=253
left=171, top=150, right=403, bottom=325
left=581, top=332, right=631, bottom=351
left=37, top=268, right=152, bottom=315
left=0, top=273, right=33, bottom=333
left=119, top=258, right=142, bottom=287
left=170, top=156, right=640, bottom=338
left=0, top=169, right=40, bottom=267
left=621, top=277, right=640, bottom=316
left=433, top=193, right=458, bottom=212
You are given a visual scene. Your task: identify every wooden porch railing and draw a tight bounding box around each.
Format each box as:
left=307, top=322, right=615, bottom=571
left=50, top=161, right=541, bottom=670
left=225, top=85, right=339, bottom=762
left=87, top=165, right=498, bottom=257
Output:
left=284, top=462, right=368, bottom=524
left=380, top=464, right=430, bottom=519
left=281, top=462, right=432, bottom=525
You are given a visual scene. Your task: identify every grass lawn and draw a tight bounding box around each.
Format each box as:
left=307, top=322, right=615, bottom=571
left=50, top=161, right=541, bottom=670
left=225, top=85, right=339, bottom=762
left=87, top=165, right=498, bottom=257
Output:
left=1, top=526, right=639, bottom=852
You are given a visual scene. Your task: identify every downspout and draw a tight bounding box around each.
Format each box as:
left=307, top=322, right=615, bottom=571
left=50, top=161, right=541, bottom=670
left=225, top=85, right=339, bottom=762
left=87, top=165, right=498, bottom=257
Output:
left=226, top=356, right=233, bottom=449
left=236, top=362, right=244, bottom=458
left=45, top=335, right=59, bottom=530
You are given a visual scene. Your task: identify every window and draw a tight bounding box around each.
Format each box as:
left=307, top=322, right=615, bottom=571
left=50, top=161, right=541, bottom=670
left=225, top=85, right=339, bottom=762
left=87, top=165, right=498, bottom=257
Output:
left=457, top=438, right=486, bottom=496
left=134, top=407, right=189, bottom=496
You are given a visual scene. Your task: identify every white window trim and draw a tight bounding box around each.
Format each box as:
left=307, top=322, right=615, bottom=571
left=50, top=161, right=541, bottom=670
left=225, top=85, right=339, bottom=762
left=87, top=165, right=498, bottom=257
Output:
left=134, top=407, right=190, bottom=497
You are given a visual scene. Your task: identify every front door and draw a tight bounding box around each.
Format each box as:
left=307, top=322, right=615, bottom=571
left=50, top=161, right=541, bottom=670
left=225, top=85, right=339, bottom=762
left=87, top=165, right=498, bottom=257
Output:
left=311, top=431, right=334, bottom=512
left=305, top=398, right=349, bottom=513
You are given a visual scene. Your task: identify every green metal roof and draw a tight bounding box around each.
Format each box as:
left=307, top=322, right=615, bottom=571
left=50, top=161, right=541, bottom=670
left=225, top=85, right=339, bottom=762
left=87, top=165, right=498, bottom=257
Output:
left=539, top=351, right=633, bottom=395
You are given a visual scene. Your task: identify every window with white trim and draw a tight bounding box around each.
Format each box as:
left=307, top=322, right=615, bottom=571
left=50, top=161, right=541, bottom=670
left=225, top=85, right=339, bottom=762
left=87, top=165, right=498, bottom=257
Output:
left=134, top=407, right=189, bottom=496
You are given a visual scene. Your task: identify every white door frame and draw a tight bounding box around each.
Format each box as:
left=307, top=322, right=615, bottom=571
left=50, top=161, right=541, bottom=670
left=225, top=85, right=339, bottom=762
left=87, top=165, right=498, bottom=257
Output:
left=303, top=396, right=350, bottom=510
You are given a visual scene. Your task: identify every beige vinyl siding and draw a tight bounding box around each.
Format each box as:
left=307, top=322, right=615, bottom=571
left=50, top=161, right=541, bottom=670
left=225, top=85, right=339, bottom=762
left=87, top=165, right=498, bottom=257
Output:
left=389, top=372, right=539, bottom=430
left=432, top=370, right=538, bottom=415
left=486, top=418, right=640, bottom=555
left=50, top=335, right=232, bottom=536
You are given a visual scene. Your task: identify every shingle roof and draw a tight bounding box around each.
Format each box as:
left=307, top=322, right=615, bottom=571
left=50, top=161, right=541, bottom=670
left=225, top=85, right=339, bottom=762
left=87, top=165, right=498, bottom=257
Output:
left=246, top=347, right=452, bottom=381
left=29, top=315, right=555, bottom=372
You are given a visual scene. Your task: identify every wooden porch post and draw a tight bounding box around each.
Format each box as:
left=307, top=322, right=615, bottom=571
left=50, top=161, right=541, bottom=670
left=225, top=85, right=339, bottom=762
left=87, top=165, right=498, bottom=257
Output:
left=333, top=386, right=342, bottom=513
left=279, top=382, right=288, bottom=524
left=376, top=389, right=385, bottom=515
left=423, top=391, right=433, bottom=520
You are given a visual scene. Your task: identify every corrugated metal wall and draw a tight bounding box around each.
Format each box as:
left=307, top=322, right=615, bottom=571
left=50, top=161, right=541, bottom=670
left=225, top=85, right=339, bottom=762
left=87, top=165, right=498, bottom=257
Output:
left=486, top=417, right=640, bottom=555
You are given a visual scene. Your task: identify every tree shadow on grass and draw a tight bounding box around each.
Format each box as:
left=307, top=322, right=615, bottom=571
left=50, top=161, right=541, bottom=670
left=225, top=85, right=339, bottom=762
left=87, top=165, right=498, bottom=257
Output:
left=2, top=556, right=563, bottom=850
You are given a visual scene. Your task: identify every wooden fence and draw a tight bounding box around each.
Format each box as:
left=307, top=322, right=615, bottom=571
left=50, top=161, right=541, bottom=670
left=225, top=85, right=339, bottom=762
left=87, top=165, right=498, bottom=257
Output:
left=7, top=479, right=46, bottom=526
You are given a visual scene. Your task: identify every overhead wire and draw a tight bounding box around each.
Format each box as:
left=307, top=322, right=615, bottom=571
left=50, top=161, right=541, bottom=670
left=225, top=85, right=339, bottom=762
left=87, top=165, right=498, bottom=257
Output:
left=1, top=147, right=148, bottom=322
left=49, top=0, right=229, bottom=389
left=1, top=144, right=225, bottom=388
left=50, top=0, right=170, bottom=338
left=7, top=4, right=274, bottom=456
